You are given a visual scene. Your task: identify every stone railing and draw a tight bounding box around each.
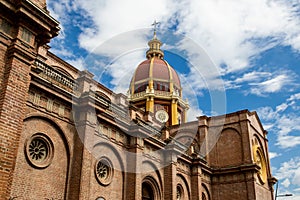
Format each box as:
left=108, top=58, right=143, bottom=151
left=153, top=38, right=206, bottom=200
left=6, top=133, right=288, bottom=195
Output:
left=154, top=90, right=171, bottom=96
left=130, top=91, right=146, bottom=99
left=130, top=90, right=172, bottom=99
left=34, top=59, right=78, bottom=92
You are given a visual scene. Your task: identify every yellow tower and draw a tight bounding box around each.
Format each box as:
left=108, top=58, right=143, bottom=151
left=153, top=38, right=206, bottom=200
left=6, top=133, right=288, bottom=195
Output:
left=128, top=30, right=189, bottom=126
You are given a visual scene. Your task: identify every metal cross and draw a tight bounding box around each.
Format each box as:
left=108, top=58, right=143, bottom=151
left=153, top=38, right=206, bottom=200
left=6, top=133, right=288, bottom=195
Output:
left=151, top=20, right=160, bottom=33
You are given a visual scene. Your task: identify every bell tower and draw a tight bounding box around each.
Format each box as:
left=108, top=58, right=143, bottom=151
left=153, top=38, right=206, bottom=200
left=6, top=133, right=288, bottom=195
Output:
left=128, top=26, right=189, bottom=126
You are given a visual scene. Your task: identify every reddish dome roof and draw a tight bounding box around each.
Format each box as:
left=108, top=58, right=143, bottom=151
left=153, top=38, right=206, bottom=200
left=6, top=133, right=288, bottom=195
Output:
left=130, top=57, right=181, bottom=95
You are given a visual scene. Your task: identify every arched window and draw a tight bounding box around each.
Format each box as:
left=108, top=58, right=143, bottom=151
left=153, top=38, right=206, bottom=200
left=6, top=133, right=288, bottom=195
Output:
left=142, top=182, right=154, bottom=200
left=202, top=192, right=207, bottom=200
left=176, top=185, right=183, bottom=200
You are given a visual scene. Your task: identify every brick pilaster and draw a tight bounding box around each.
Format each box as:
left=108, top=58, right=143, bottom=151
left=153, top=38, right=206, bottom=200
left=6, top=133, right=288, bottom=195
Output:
left=191, top=158, right=203, bottom=200
left=0, top=49, right=33, bottom=199
left=72, top=71, right=96, bottom=200
left=125, top=131, right=144, bottom=200
left=163, top=147, right=178, bottom=200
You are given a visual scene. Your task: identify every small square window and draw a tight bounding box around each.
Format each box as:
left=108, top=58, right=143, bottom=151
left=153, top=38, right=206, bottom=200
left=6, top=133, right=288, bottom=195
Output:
left=21, top=27, right=33, bottom=43
left=0, top=18, right=13, bottom=35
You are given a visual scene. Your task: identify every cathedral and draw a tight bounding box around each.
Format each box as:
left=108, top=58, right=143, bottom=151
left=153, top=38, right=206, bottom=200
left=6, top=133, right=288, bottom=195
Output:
left=0, top=0, right=277, bottom=199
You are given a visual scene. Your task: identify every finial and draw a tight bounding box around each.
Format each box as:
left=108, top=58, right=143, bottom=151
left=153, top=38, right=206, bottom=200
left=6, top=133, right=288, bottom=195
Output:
left=146, top=20, right=164, bottom=59
left=151, top=20, right=160, bottom=39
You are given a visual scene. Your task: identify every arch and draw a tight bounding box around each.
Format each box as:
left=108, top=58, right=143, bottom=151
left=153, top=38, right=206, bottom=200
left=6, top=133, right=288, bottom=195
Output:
left=209, top=127, right=243, bottom=167
left=202, top=183, right=211, bottom=200
left=252, top=135, right=268, bottom=167
left=11, top=115, right=71, bottom=199
left=252, top=134, right=266, bottom=154
left=176, top=184, right=184, bottom=200
left=176, top=173, right=191, bottom=200
left=93, top=142, right=125, bottom=173
left=93, top=142, right=125, bottom=199
left=252, top=136, right=268, bottom=184
left=142, top=181, right=154, bottom=200
left=222, top=127, right=241, bottom=136
left=23, top=114, right=71, bottom=164
left=142, top=160, right=163, bottom=192
left=142, top=176, right=161, bottom=200
left=23, top=114, right=71, bottom=163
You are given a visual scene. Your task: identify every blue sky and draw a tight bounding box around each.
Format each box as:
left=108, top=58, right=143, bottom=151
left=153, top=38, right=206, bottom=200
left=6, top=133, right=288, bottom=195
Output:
left=48, top=0, right=300, bottom=198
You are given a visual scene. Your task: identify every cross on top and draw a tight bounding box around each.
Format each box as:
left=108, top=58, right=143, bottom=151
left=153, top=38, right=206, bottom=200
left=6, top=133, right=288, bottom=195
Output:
left=151, top=20, right=160, bottom=34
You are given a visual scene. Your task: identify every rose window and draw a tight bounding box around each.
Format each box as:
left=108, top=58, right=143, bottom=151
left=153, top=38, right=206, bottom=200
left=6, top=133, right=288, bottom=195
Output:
left=25, top=133, right=53, bottom=168
left=29, top=138, right=48, bottom=161
left=96, top=162, right=109, bottom=179
left=95, top=158, right=113, bottom=186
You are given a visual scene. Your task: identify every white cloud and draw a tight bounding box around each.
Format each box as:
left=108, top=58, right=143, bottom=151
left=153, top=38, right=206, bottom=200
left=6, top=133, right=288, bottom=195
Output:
left=276, top=103, right=289, bottom=113
left=74, top=0, right=175, bottom=53
left=50, top=45, right=73, bottom=58
left=288, top=93, right=300, bottom=102
left=234, top=71, right=271, bottom=84
left=269, top=152, right=281, bottom=159
left=277, top=135, right=300, bottom=149
left=66, top=57, right=86, bottom=71
left=176, top=0, right=300, bottom=73
left=249, top=74, right=293, bottom=96
left=276, top=157, right=300, bottom=186
left=282, top=178, right=291, bottom=188
left=226, top=70, right=296, bottom=96
left=290, top=195, right=300, bottom=200
left=49, top=0, right=300, bottom=96
left=257, top=92, right=300, bottom=149
left=48, top=0, right=75, bottom=40
left=257, top=106, right=279, bottom=121
left=105, top=50, right=144, bottom=93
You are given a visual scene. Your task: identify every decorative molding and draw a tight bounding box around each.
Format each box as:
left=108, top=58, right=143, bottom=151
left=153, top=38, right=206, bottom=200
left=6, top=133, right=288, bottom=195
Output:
left=34, top=59, right=78, bottom=92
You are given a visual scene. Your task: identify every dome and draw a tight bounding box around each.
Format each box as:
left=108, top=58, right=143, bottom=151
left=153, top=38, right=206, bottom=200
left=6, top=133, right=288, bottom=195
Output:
left=130, top=57, right=181, bottom=95
left=128, top=27, right=189, bottom=126
left=129, top=30, right=181, bottom=97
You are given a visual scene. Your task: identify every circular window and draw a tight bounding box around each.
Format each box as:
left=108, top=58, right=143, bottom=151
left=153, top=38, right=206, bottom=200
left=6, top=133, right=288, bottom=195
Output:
left=25, top=133, right=54, bottom=169
left=95, top=158, right=113, bottom=186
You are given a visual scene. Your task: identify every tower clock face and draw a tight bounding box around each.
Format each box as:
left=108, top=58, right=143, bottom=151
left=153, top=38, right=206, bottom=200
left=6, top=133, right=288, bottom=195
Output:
left=155, top=110, right=169, bottom=123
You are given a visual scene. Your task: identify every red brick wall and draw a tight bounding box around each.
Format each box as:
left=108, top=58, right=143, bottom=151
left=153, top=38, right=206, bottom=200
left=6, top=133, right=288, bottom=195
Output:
left=212, top=181, right=249, bottom=200
left=10, top=117, right=69, bottom=199
left=90, top=143, right=125, bottom=200
left=209, top=128, right=243, bottom=168
left=255, top=183, right=273, bottom=200
left=0, top=49, right=32, bottom=199
left=0, top=43, right=7, bottom=94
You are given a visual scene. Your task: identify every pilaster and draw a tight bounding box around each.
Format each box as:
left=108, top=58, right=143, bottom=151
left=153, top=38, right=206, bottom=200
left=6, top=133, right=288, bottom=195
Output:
left=72, top=70, right=96, bottom=200
left=125, top=129, right=144, bottom=200
left=191, top=158, right=203, bottom=200
left=171, top=99, right=178, bottom=125
left=163, top=146, right=178, bottom=200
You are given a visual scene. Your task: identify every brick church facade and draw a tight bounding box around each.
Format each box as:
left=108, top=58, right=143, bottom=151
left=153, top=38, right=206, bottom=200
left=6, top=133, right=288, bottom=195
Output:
left=0, top=0, right=276, bottom=199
